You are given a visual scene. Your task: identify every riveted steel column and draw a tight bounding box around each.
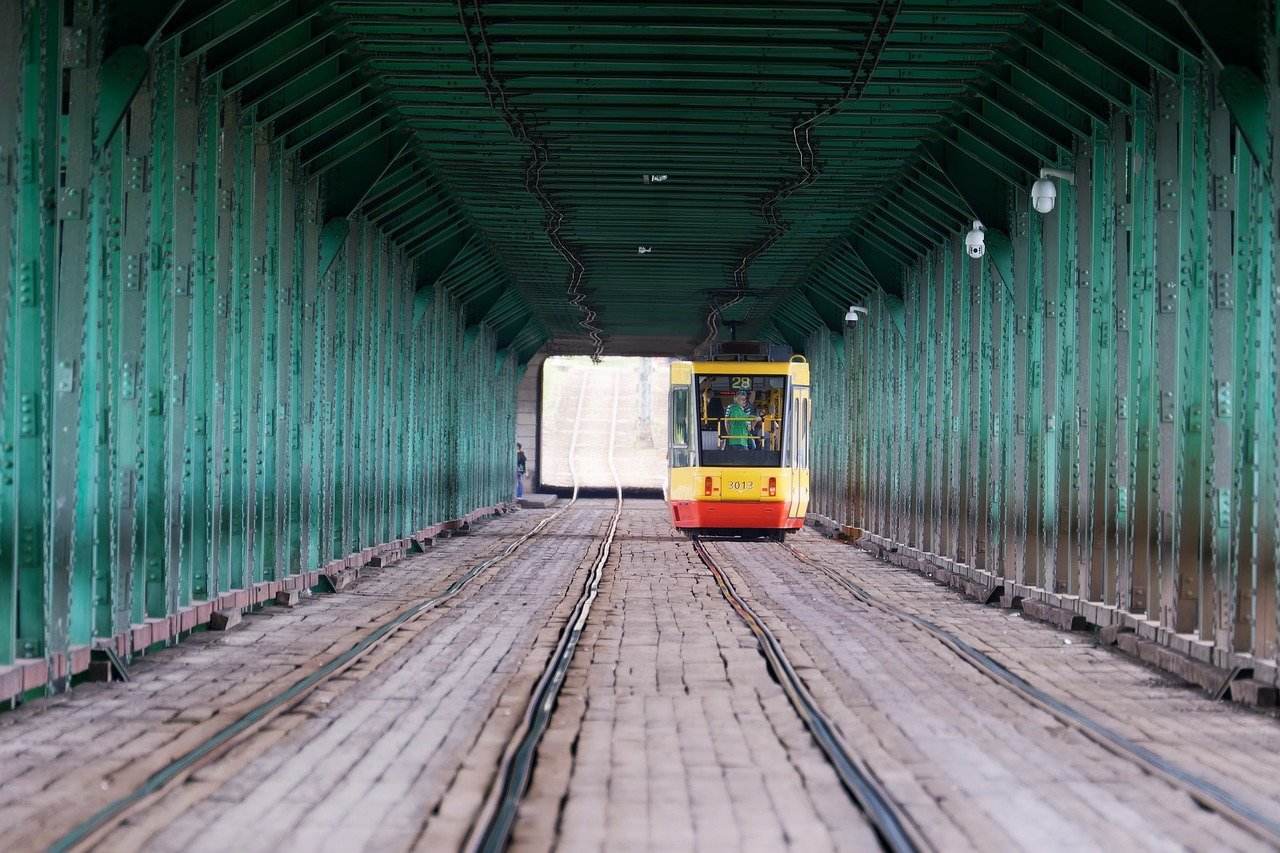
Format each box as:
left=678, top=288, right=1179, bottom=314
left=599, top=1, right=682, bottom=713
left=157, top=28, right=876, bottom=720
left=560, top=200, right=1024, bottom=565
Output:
left=330, top=237, right=351, bottom=560
left=167, top=60, right=198, bottom=614
left=0, top=0, right=21, bottom=666
left=1205, top=75, right=1242, bottom=651
left=10, top=0, right=61, bottom=662
left=1072, top=141, right=1097, bottom=599
left=1128, top=92, right=1159, bottom=616
left=242, top=128, right=268, bottom=583
left=116, top=68, right=150, bottom=632
left=139, top=42, right=173, bottom=622
left=254, top=141, right=280, bottom=582
left=1154, top=69, right=1192, bottom=631
left=1254, top=44, right=1280, bottom=661
left=872, top=314, right=886, bottom=534
left=274, top=150, right=299, bottom=577
left=970, top=249, right=991, bottom=571
left=1085, top=124, right=1115, bottom=604
left=948, top=240, right=967, bottom=563
left=1177, top=66, right=1212, bottom=637
left=939, top=245, right=957, bottom=558
left=1108, top=111, right=1135, bottom=609
left=1025, top=194, right=1047, bottom=591
left=1007, top=202, right=1032, bottom=586
left=372, top=226, right=387, bottom=542
left=299, top=180, right=322, bottom=572
left=987, top=248, right=1010, bottom=576
left=901, top=268, right=921, bottom=548
left=929, top=250, right=946, bottom=555
left=45, top=0, right=97, bottom=672
left=1049, top=155, right=1078, bottom=596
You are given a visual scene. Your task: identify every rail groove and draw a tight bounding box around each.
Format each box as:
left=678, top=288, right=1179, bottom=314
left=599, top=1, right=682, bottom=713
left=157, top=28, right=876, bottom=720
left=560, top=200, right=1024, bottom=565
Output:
left=692, top=537, right=927, bottom=853
left=50, top=377, right=604, bottom=853
left=464, top=373, right=623, bottom=853
left=781, top=541, right=1280, bottom=849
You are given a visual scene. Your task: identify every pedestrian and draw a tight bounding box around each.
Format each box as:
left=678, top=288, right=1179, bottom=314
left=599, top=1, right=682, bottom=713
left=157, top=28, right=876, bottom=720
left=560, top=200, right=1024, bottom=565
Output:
left=516, top=442, right=527, bottom=498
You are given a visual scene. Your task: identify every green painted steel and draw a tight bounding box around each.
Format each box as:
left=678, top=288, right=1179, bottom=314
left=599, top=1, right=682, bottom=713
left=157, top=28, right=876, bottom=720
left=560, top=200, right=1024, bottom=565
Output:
left=808, top=47, right=1280, bottom=669
left=0, top=4, right=522, bottom=685
left=4, top=0, right=1280, bottom=691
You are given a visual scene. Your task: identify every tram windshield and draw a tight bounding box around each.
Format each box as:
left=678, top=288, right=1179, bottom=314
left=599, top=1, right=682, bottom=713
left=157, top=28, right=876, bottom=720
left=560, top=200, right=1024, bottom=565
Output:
left=694, top=373, right=787, bottom=467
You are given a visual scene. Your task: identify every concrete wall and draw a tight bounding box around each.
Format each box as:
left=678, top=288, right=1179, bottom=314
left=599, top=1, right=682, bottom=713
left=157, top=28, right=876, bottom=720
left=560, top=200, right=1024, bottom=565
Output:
left=516, top=351, right=547, bottom=489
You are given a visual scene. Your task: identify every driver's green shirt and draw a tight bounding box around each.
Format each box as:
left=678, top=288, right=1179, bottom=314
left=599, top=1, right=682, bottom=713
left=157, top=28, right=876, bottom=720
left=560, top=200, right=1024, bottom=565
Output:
left=723, top=403, right=753, bottom=447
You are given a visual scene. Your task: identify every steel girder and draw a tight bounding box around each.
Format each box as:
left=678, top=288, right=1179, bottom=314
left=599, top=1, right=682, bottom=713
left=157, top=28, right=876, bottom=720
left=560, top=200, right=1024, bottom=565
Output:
left=0, top=3, right=521, bottom=699
left=808, top=47, right=1280, bottom=673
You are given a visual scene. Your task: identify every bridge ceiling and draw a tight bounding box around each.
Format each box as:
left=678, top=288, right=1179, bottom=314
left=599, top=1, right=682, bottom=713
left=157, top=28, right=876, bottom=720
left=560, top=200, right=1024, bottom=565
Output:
left=151, top=0, right=1227, bottom=354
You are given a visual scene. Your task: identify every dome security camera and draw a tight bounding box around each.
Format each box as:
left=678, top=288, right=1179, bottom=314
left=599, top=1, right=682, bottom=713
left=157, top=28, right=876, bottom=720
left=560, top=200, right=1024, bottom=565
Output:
left=1031, top=178, right=1057, bottom=214
left=1030, top=168, right=1075, bottom=214
left=965, top=220, right=986, bottom=259
left=844, top=305, right=867, bottom=326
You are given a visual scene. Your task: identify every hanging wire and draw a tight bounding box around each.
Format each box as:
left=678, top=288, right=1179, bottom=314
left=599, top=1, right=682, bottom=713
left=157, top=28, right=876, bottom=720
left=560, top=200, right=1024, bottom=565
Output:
left=703, top=0, right=902, bottom=350
left=456, top=0, right=604, bottom=360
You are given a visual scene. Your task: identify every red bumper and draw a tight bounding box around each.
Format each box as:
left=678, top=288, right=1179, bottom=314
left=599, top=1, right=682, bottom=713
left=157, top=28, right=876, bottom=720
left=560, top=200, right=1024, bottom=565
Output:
left=669, top=500, right=802, bottom=530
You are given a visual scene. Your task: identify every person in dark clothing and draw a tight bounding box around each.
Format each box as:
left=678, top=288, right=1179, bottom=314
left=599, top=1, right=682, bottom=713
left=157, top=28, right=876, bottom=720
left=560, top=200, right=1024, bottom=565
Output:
left=516, top=443, right=527, bottom=498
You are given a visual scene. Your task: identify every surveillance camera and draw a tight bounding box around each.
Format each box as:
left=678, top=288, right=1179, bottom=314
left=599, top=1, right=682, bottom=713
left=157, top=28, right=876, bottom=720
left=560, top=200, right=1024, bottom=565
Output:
left=965, top=220, right=985, bottom=259
left=844, top=305, right=867, bottom=326
left=1031, top=178, right=1057, bottom=214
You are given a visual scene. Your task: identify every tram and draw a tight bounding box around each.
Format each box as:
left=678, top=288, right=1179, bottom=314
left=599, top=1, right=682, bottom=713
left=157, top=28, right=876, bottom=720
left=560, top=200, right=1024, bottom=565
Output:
left=667, top=343, right=810, bottom=539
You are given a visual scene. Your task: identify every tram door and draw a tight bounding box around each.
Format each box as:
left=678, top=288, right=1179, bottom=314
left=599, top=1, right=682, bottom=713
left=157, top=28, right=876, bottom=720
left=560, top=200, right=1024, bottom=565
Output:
left=786, top=384, right=811, bottom=520
left=667, top=362, right=694, bottom=503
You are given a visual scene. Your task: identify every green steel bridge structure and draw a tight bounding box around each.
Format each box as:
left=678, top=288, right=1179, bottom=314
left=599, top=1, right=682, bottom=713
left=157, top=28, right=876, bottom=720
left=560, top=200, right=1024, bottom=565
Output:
left=3, top=0, right=1280, bottom=703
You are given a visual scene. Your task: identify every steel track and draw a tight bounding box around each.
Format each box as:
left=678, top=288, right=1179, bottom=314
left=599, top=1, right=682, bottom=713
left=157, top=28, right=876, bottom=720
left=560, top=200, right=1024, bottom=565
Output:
left=463, top=372, right=623, bottom=853
left=692, top=537, right=927, bottom=853
left=778, top=540, right=1280, bottom=849
left=51, top=376, right=603, bottom=853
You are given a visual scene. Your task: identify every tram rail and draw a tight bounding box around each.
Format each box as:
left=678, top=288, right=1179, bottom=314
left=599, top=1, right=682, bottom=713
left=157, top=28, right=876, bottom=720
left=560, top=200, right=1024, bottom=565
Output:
left=49, top=376, right=605, bottom=853
left=777, top=540, right=1280, bottom=849
left=691, top=536, right=928, bottom=853
left=463, top=373, right=624, bottom=853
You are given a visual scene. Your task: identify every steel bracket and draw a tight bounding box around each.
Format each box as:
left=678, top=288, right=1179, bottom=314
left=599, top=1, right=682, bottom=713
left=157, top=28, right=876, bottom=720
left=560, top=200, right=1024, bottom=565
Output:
left=1211, top=271, right=1233, bottom=309
left=1209, top=173, right=1234, bottom=211
left=174, top=263, right=192, bottom=296
left=61, top=27, right=88, bottom=69
left=55, top=360, right=77, bottom=394
left=58, top=186, right=85, bottom=220
left=1214, top=381, right=1232, bottom=418
left=124, top=253, right=143, bottom=290
left=1185, top=402, right=1202, bottom=434
left=126, top=156, right=148, bottom=192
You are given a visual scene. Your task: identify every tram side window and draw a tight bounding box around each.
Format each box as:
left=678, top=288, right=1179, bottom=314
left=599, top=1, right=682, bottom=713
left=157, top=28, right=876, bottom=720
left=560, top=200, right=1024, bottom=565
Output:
left=797, top=395, right=810, bottom=468
left=670, top=386, right=691, bottom=467
left=695, top=374, right=786, bottom=468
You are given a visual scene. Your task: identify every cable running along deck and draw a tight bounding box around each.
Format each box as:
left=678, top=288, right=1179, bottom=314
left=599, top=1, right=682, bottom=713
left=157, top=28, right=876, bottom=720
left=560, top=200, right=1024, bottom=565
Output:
left=463, top=373, right=623, bottom=853
left=692, top=538, right=927, bottom=853
left=779, top=541, right=1280, bottom=849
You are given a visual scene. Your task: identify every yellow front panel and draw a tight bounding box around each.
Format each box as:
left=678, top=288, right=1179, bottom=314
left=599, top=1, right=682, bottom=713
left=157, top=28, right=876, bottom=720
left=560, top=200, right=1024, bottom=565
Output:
left=672, top=467, right=793, bottom=502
